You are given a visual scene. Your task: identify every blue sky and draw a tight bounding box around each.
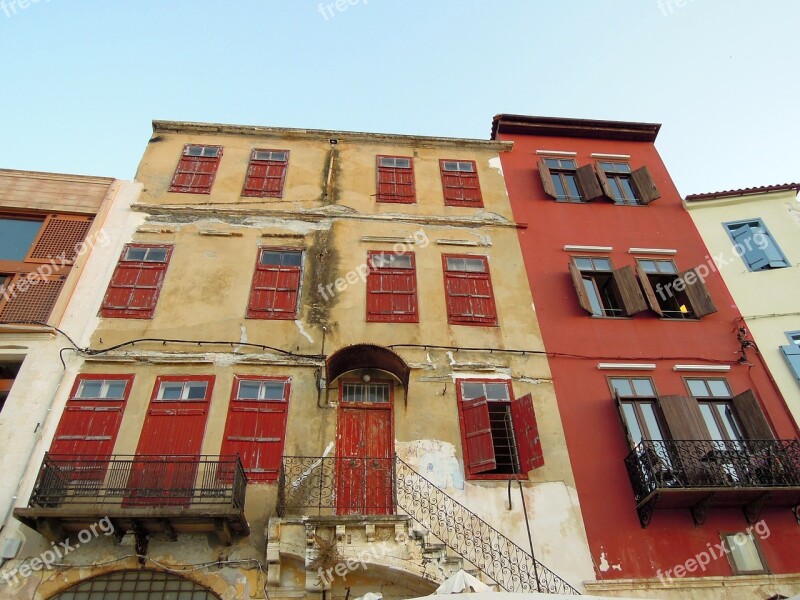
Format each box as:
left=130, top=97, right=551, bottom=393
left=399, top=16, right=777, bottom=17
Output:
left=1, top=0, right=797, bottom=196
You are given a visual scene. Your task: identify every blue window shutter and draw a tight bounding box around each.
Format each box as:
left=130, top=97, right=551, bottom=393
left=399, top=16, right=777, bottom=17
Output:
left=731, top=226, right=769, bottom=270
left=780, top=344, right=800, bottom=383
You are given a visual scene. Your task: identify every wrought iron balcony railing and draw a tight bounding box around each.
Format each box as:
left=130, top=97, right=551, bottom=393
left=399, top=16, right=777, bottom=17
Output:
left=27, top=454, right=247, bottom=509
left=278, top=456, right=580, bottom=595
left=624, top=439, right=800, bottom=527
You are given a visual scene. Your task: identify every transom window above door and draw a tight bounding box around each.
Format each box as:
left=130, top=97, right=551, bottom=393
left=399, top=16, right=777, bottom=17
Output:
left=341, top=382, right=390, bottom=403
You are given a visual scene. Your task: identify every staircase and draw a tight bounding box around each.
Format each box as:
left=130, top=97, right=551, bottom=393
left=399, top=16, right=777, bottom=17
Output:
left=395, top=457, right=580, bottom=595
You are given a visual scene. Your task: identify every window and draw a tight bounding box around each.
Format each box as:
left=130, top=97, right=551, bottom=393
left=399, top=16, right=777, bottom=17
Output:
left=247, top=248, right=303, bottom=319
left=443, top=255, right=497, bottom=326
left=0, top=212, right=93, bottom=324
left=0, top=362, right=21, bottom=415
left=568, top=257, right=646, bottom=317
left=157, top=379, right=208, bottom=401
left=780, top=331, right=800, bottom=385
left=220, top=376, right=290, bottom=482
left=725, top=220, right=789, bottom=271
left=341, top=382, right=391, bottom=403
left=440, top=160, right=483, bottom=207
left=722, top=532, right=768, bottom=575
left=242, top=149, right=289, bottom=198
left=685, top=378, right=774, bottom=441
left=457, top=380, right=544, bottom=479
left=635, top=259, right=717, bottom=319
left=376, top=156, right=415, bottom=203
left=168, top=144, right=223, bottom=194
left=596, top=162, right=660, bottom=205
left=100, top=244, right=172, bottom=319
left=366, top=252, right=418, bottom=322
left=538, top=158, right=603, bottom=203
left=49, top=374, right=133, bottom=479
left=611, top=377, right=667, bottom=446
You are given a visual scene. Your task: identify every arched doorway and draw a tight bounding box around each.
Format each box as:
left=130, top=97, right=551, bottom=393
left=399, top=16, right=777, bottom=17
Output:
left=49, top=570, right=221, bottom=599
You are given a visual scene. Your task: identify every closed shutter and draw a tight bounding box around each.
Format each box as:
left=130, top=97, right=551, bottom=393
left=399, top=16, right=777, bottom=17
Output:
left=26, top=214, right=93, bottom=264
left=0, top=275, right=65, bottom=324
left=614, top=265, right=648, bottom=316
left=681, top=267, right=717, bottom=317
left=377, top=159, right=415, bottom=203
left=366, top=255, right=418, bottom=323
left=220, top=400, right=288, bottom=482
left=781, top=344, right=800, bottom=384
left=168, top=147, right=222, bottom=194
left=630, top=166, right=661, bottom=204
left=440, top=161, right=483, bottom=207
left=443, top=259, right=498, bottom=326
left=247, top=254, right=302, bottom=320
left=101, top=249, right=170, bottom=319
left=462, top=396, right=496, bottom=474
left=576, top=164, right=603, bottom=201
left=657, top=395, right=711, bottom=441
left=243, top=155, right=288, bottom=198
left=511, top=393, right=544, bottom=472
left=635, top=265, right=664, bottom=316
left=568, top=261, right=594, bottom=314
left=537, top=159, right=558, bottom=199
left=732, top=389, right=775, bottom=440
left=594, top=161, right=617, bottom=202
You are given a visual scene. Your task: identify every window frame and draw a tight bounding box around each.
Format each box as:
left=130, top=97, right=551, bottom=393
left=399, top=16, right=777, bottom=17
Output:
left=723, top=219, right=790, bottom=271
left=635, top=258, right=697, bottom=320
left=442, top=254, right=498, bottom=326
left=366, top=251, right=419, bottom=323
left=608, top=377, right=669, bottom=446
left=168, top=144, right=223, bottom=195
left=684, top=377, right=747, bottom=442
left=781, top=330, right=800, bottom=386
left=220, top=375, right=291, bottom=482
left=246, top=247, right=304, bottom=320
left=376, top=155, right=416, bottom=204
left=100, top=244, right=173, bottom=319
left=439, top=159, right=483, bottom=207
left=569, top=256, right=647, bottom=318
left=721, top=532, right=769, bottom=575
left=242, top=149, right=289, bottom=198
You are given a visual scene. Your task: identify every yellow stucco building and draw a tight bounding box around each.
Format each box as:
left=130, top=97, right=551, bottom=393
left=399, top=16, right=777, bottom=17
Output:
left=3, top=122, right=594, bottom=599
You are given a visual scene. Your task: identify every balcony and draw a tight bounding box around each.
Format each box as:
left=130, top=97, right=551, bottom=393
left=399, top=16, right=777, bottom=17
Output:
left=625, top=439, right=800, bottom=527
left=14, top=454, right=249, bottom=545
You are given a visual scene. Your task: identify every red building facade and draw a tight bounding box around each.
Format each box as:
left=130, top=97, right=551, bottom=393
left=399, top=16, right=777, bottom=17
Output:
left=493, top=115, right=800, bottom=592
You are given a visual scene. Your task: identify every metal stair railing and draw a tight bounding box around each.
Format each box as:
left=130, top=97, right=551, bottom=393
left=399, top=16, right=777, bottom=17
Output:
left=395, top=456, right=580, bottom=595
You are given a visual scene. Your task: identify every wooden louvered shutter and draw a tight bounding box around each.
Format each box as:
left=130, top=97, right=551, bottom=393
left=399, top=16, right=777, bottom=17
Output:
left=594, top=161, right=617, bottom=202
left=575, top=164, right=603, bottom=201
left=511, top=393, right=544, bottom=472
left=732, top=389, right=775, bottom=440
left=681, top=267, right=717, bottom=317
left=462, top=396, right=496, bottom=474
left=613, top=265, right=648, bottom=316
left=537, top=159, right=558, bottom=199
left=568, top=261, right=594, bottom=314
left=635, top=264, right=664, bottom=316
left=657, top=395, right=711, bottom=441
left=630, top=166, right=661, bottom=204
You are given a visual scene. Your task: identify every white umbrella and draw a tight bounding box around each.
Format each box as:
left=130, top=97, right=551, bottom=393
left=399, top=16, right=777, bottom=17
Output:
left=412, top=592, right=652, bottom=600
left=355, top=594, right=383, bottom=600
left=435, top=570, right=492, bottom=594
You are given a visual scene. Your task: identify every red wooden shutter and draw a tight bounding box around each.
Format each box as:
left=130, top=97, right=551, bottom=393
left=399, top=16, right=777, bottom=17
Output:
left=443, top=257, right=498, bottom=326
left=247, top=251, right=302, bottom=320
left=242, top=151, right=289, bottom=197
left=440, top=160, right=483, bottom=207
left=377, top=157, right=415, bottom=203
left=26, top=214, right=93, bottom=264
left=100, top=246, right=171, bottom=319
left=511, top=393, right=544, bottom=472
left=168, top=146, right=222, bottom=194
left=462, top=396, right=496, bottom=474
left=366, top=253, right=418, bottom=322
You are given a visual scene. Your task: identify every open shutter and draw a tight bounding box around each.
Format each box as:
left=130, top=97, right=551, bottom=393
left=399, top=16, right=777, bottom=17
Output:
left=635, top=265, right=664, bottom=316
left=630, top=166, right=661, bottom=204
left=568, top=261, right=594, bottom=314
left=681, top=267, right=717, bottom=317
left=613, top=265, right=648, bottom=316
left=510, top=393, right=544, bottom=472
left=594, top=162, right=617, bottom=202
left=25, top=214, right=93, bottom=264
left=576, top=164, right=603, bottom=201
left=462, top=396, right=496, bottom=474
left=537, top=159, right=558, bottom=199
left=731, top=227, right=768, bottom=271
left=657, top=395, right=711, bottom=441
left=780, top=344, right=800, bottom=384
left=732, top=389, right=775, bottom=440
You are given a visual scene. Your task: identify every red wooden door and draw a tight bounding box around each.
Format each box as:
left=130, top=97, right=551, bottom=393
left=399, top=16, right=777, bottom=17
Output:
left=336, top=382, right=393, bottom=515
left=126, top=377, right=213, bottom=506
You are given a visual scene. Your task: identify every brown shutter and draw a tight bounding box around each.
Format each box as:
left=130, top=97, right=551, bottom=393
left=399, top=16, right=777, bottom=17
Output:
left=0, top=275, right=65, bottom=324
left=635, top=265, right=664, bottom=316
left=510, top=393, right=544, bottom=472
left=614, top=391, right=637, bottom=448
left=680, top=267, right=717, bottom=317
left=657, top=395, right=711, bottom=441
left=575, top=164, right=603, bottom=201
left=25, top=215, right=93, bottom=265
left=630, top=166, right=661, bottom=204
left=568, top=261, right=594, bottom=314
left=537, top=159, right=558, bottom=199
left=613, top=265, right=647, bottom=316
left=594, top=161, right=616, bottom=202
left=732, top=390, right=775, bottom=440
